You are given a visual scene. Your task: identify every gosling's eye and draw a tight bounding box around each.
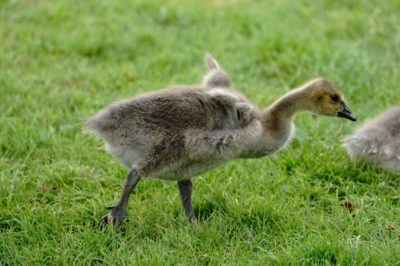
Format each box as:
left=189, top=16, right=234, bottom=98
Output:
left=330, top=95, right=339, bottom=103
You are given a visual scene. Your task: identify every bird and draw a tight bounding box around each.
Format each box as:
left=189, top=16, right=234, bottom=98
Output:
left=85, top=53, right=357, bottom=226
left=343, top=107, right=400, bottom=172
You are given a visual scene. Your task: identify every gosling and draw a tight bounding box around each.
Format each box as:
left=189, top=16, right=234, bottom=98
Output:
left=343, top=107, right=400, bottom=172
left=85, top=54, right=357, bottom=225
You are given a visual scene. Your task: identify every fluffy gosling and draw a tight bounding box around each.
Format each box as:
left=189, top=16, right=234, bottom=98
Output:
left=343, top=107, right=400, bottom=172
left=85, top=54, right=357, bottom=225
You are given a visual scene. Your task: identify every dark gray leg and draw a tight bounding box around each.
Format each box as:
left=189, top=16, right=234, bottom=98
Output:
left=100, top=168, right=141, bottom=226
left=178, top=179, right=196, bottom=222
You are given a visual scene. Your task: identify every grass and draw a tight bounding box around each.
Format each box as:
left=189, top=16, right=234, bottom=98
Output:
left=1, top=0, right=399, bottom=264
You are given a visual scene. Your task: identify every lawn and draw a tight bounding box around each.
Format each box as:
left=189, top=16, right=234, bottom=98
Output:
left=1, top=0, right=399, bottom=264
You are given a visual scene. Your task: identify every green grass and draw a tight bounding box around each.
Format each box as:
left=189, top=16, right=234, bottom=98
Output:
left=1, top=0, right=399, bottom=264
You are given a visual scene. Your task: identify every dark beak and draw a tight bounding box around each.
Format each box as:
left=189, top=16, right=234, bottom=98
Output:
left=337, top=104, right=357, bottom=121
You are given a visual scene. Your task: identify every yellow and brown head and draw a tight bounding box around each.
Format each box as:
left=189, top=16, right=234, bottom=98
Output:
left=306, top=78, right=357, bottom=121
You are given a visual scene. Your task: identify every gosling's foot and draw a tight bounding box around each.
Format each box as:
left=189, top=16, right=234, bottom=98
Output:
left=99, top=205, right=125, bottom=227
left=188, top=214, right=197, bottom=223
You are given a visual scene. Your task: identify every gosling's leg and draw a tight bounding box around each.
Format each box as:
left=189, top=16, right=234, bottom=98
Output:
left=177, top=179, right=196, bottom=222
left=100, top=168, right=141, bottom=226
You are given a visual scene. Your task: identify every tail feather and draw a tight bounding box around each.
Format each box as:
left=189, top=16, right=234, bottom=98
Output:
left=84, top=115, right=104, bottom=136
left=202, top=53, right=231, bottom=88
left=204, top=52, right=220, bottom=70
left=83, top=109, right=119, bottom=138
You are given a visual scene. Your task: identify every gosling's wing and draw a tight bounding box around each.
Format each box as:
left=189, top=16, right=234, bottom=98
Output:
left=85, top=87, right=215, bottom=136
left=85, top=85, right=257, bottom=143
left=205, top=87, right=255, bottom=127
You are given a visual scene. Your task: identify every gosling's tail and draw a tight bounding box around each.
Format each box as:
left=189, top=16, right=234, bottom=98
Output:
left=202, top=53, right=231, bottom=88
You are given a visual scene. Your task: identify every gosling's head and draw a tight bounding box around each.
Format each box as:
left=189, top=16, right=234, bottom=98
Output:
left=304, top=77, right=357, bottom=121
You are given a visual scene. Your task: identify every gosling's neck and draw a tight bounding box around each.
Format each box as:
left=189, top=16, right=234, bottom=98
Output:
left=261, top=86, right=312, bottom=133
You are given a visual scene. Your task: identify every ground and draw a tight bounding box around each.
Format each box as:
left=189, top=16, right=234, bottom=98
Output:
left=1, top=0, right=399, bottom=264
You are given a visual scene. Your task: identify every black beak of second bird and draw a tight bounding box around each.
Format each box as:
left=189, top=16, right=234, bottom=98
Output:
left=337, top=104, right=357, bottom=121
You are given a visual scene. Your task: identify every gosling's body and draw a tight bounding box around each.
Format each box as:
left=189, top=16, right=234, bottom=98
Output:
left=87, top=86, right=261, bottom=180
left=343, top=107, right=400, bottom=171
left=86, top=54, right=356, bottom=225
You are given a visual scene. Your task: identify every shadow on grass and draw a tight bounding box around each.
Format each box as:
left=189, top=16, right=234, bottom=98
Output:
left=303, top=246, right=338, bottom=265
left=0, top=214, right=22, bottom=232
left=194, top=201, right=289, bottom=236
left=310, top=162, right=398, bottom=184
left=193, top=200, right=228, bottom=222
left=231, top=208, right=287, bottom=234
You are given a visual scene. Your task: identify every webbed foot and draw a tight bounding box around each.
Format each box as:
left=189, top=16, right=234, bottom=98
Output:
left=99, top=205, right=125, bottom=227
